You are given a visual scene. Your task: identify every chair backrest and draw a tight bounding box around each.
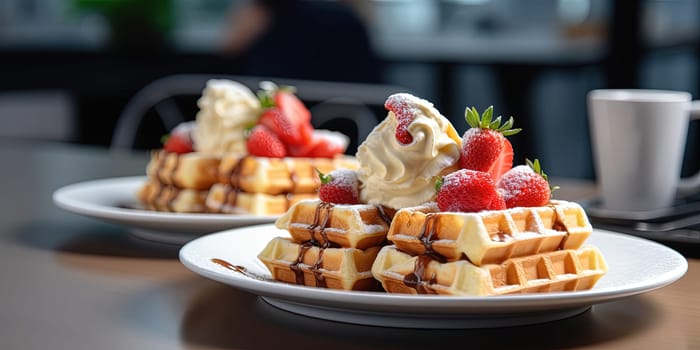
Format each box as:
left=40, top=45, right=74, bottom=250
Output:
left=110, top=74, right=411, bottom=153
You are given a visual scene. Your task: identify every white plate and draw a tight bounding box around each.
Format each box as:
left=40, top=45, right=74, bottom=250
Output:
left=53, top=176, right=279, bottom=244
left=179, top=225, right=688, bottom=328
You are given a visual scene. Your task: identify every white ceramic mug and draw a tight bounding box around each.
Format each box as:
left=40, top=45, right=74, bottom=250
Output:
left=588, top=89, right=700, bottom=212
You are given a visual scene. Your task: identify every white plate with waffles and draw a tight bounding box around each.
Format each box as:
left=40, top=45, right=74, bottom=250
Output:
left=53, top=176, right=280, bottom=244
left=179, top=224, right=688, bottom=328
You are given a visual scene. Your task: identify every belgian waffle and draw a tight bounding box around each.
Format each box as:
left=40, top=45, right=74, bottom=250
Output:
left=145, top=150, right=221, bottom=190
left=371, top=244, right=607, bottom=296
left=386, top=200, right=592, bottom=266
left=216, top=155, right=359, bottom=195
left=139, top=150, right=359, bottom=214
left=206, top=183, right=317, bottom=215
left=275, top=199, right=393, bottom=249
left=137, top=180, right=208, bottom=213
left=205, top=155, right=359, bottom=215
left=258, top=237, right=381, bottom=291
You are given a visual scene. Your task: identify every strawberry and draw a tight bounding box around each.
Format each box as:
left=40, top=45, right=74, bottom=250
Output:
left=317, top=169, right=360, bottom=204
left=275, top=90, right=311, bottom=123
left=246, top=125, right=287, bottom=158
left=497, top=159, right=555, bottom=208
left=287, top=130, right=349, bottom=158
left=162, top=121, right=195, bottom=154
left=459, top=106, right=521, bottom=180
left=257, top=88, right=313, bottom=146
left=384, top=93, right=416, bottom=145
left=435, top=169, right=502, bottom=212
left=258, top=108, right=309, bottom=146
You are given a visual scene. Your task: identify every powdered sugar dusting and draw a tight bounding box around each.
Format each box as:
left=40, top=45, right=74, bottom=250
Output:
left=497, top=165, right=533, bottom=200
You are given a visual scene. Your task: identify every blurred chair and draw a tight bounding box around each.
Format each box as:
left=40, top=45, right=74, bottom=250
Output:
left=110, top=74, right=410, bottom=153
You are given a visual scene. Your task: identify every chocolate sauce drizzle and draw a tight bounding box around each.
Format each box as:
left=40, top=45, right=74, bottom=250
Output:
left=153, top=151, right=182, bottom=212
left=210, top=258, right=271, bottom=281
left=401, top=213, right=446, bottom=294
left=218, top=156, right=248, bottom=213
left=552, top=207, right=570, bottom=250
left=290, top=202, right=337, bottom=287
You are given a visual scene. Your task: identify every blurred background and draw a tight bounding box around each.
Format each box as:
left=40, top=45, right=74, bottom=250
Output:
left=1, top=0, right=699, bottom=179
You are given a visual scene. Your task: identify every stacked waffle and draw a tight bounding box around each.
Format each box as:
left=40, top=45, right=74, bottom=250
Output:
left=258, top=199, right=393, bottom=290
left=371, top=200, right=608, bottom=296
left=206, top=155, right=358, bottom=215
left=138, top=150, right=220, bottom=213
left=256, top=92, right=607, bottom=296
left=136, top=79, right=356, bottom=215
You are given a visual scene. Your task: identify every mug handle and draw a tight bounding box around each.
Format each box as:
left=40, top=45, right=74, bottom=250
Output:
left=677, top=100, right=700, bottom=192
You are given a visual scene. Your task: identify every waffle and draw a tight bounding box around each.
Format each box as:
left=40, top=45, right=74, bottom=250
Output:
left=145, top=150, right=221, bottom=190
left=386, top=200, right=592, bottom=266
left=275, top=199, right=393, bottom=249
left=217, top=155, right=359, bottom=195
left=372, top=245, right=607, bottom=296
left=206, top=183, right=318, bottom=215
left=258, top=237, right=381, bottom=290
left=137, top=180, right=209, bottom=213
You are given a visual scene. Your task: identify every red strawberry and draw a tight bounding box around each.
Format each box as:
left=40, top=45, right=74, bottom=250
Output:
left=257, top=86, right=313, bottom=146
left=489, top=192, right=507, bottom=210
left=459, top=106, right=520, bottom=180
left=317, top=169, right=360, bottom=204
left=275, top=90, right=311, bottom=123
left=246, top=125, right=287, bottom=158
left=163, top=133, right=193, bottom=154
left=385, top=93, right=416, bottom=145
left=163, top=121, right=195, bottom=154
left=496, top=159, right=554, bottom=208
left=258, top=108, right=312, bottom=146
left=436, top=169, right=501, bottom=212
left=287, top=130, right=349, bottom=158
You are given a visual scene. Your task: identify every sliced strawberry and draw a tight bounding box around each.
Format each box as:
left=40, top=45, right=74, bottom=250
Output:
left=258, top=108, right=309, bottom=146
left=246, top=125, right=287, bottom=158
left=459, top=106, right=520, bottom=180
left=436, top=169, right=500, bottom=212
left=275, top=90, right=311, bottom=123
left=288, top=130, right=349, bottom=158
left=385, top=93, right=415, bottom=145
left=257, top=91, right=313, bottom=146
left=318, top=169, right=360, bottom=204
left=496, top=159, right=553, bottom=208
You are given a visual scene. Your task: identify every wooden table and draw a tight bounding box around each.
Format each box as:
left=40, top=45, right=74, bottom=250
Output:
left=1, top=140, right=698, bottom=350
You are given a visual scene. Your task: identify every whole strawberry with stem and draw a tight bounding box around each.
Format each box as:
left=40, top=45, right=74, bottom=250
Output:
left=317, top=169, right=360, bottom=204
left=459, top=106, right=521, bottom=181
left=436, top=169, right=505, bottom=212
left=497, top=158, right=557, bottom=208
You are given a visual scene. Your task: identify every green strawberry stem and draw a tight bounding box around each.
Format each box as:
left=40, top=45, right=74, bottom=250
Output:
left=465, top=105, right=522, bottom=136
left=316, top=168, right=332, bottom=185
left=526, top=158, right=560, bottom=193
left=435, top=177, right=444, bottom=193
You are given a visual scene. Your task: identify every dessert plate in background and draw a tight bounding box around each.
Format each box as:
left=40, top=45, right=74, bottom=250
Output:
left=179, top=225, right=688, bottom=328
left=52, top=176, right=280, bottom=244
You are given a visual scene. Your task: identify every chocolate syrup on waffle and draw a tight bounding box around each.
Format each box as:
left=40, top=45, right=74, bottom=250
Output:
left=401, top=213, right=445, bottom=294
left=152, top=151, right=182, bottom=212
left=552, top=206, right=570, bottom=250
left=290, top=201, right=336, bottom=287
left=402, top=255, right=438, bottom=294
left=218, top=156, right=249, bottom=213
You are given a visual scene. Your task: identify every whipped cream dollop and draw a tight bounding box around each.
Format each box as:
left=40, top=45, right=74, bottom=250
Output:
left=192, top=79, right=261, bottom=154
left=356, top=93, right=461, bottom=208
